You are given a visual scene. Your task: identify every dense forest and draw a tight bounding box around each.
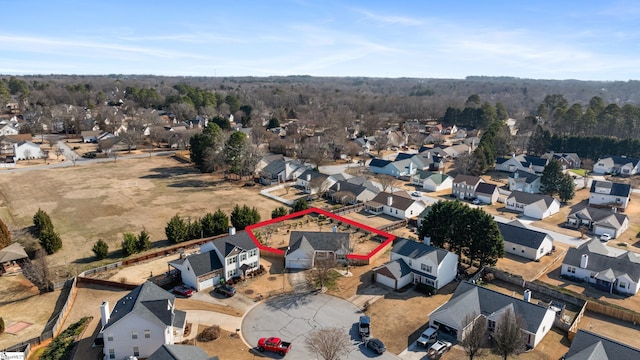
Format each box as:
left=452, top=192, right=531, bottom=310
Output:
left=2, top=74, right=640, bottom=166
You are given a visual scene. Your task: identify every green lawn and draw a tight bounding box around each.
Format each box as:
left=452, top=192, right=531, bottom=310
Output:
left=569, top=168, right=588, bottom=176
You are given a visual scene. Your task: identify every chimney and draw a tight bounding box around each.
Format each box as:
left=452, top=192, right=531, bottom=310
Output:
left=427, top=152, right=431, bottom=159
left=580, top=254, right=588, bottom=269
left=229, top=226, right=236, bottom=236
left=336, top=182, right=340, bottom=191
left=100, top=301, right=110, bottom=328
left=387, top=195, right=393, bottom=206
left=523, top=289, right=531, bottom=303
left=306, top=173, right=311, bottom=181
left=423, top=236, right=431, bottom=246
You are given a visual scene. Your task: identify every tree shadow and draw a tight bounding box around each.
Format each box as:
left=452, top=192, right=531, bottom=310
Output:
left=139, top=166, right=200, bottom=179
left=263, top=292, right=317, bottom=311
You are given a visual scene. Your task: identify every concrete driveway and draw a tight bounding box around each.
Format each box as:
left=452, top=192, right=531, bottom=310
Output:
left=242, top=292, right=400, bottom=359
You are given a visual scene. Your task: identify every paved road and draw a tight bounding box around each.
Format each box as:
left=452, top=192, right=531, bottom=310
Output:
left=242, top=292, right=400, bottom=359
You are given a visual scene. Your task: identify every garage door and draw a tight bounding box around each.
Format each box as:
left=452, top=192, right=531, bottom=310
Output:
left=199, top=275, right=219, bottom=291
left=286, top=257, right=312, bottom=269
left=375, top=273, right=397, bottom=289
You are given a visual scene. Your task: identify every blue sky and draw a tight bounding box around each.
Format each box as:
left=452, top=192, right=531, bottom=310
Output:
left=1, top=0, right=640, bottom=80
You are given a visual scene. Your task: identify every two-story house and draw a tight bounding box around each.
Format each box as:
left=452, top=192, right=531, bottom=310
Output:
left=451, top=174, right=484, bottom=200
left=428, top=281, right=556, bottom=349
left=364, top=191, right=426, bottom=220
left=541, top=152, right=581, bottom=169
left=373, top=238, right=458, bottom=290
left=99, top=281, right=187, bottom=360
left=589, top=180, right=632, bottom=210
left=169, top=229, right=260, bottom=291
left=507, top=170, right=541, bottom=194
left=561, top=238, right=640, bottom=295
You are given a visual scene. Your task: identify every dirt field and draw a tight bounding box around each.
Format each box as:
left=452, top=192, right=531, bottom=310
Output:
left=493, top=242, right=569, bottom=282
left=0, top=289, right=61, bottom=349
left=0, top=155, right=283, bottom=274
left=578, top=311, right=640, bottom=349
left=339, top=210, right=398, bottom=229
left=0, top=274, right=40, bottom=302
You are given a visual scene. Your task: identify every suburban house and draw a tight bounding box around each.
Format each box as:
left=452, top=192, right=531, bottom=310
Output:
left=259, top=158, right=308, bottom=185
left=589, top=180, right=632, bottom=210
left=566, top=206, right=629, bottom=239
left=507, top=170, right=541, bottom=194
left=0, top=242, right=29, bottom=275
left=495, top=154, right=548, bottom=173
left=505, top=191, right=560, bottom=220
left=428, top=281, right=556, bottom=349
left=368, top=158, right=417, bottom=178
left=99, top=281, right=187, bottom=360
left=441, top=143, right=471, bottom=158
left=81, top=130, right=101, bottom=143
left=475, top=183, right=499, bottom=204
left=564, top=330, right=640, bottom=360
left=416, top=206, right=432, bottom=229
left=327, top=180, right=378, bottom=204
left=13, top=141, right=43, bottom=160
left=285, top=231, right=350, bottom=269
left=408, top=152, right=446, bottom=172
left=542, top=152, right=581, bottom=169
left=373, top=238, right=458, bottom=290
left=561, top=238, right=640, bottom=295
left=169, top=229, right=260, bottom=291
left=364, top=191, right=426, bottom=220
left=354, top=136, right=376, bottom=152
left=296, top=169, right=335, bottom=194
left=0, top=123, right=19, bottom=136
left=451, top=174, right=484, bottom=200
left=498, top=220, right=554, bottom=261
left=411, top=171, right=453, bottom=192
left=593, top=155, right=640, bottom=176
left=148, top=344, right=217, bottom=360
left=345, top=175, right=383, bottom=193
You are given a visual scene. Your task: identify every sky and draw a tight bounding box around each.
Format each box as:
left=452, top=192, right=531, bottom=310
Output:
left=1, top=0, right=640, bottom=81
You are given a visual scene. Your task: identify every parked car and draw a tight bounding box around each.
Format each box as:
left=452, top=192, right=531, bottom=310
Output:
left=472, top=198, right=483, bottom=205
left=600, top=233, right=612, bottom=242
left=411, top=191, right=422, bottom=197
left=215, top=284, right=236, bottom=297
left=416, top=325, right=439, bottom=347
left=172, top=285, right=193, bottom=298
left=358, top=315, right=371, bottom=338
left=428, top=340, right=452, bottom=357
left=257, top=337, right=292, bottom=356
left=365, top=337, right=386, bottom=355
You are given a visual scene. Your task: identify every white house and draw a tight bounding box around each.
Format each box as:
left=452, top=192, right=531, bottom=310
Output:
left=99, top=281, right=187, bottom=360
left=327, top=180, right=378, bottom=204
left=564, top=330, right=640, bottom=360
left=593, top=155, right=640, bottom=176
left=285, top=231, right=350, bottom=269
left=566, top=206, right=629, bottom=239
left=542, top=152, right=581, bottom=169
left=561, top=238, right=640, bottom=295
left=81, top=130, right=101, bottom=143
left=589, top=180, right=632, bottom=210
left=495, top=154, right=548, bottom=173
left=505, top=191, right=560, bottom=220
left=428, top=281, right=556, bottom=349
left=507, top=170, right=541, bottom=194
left=373, top=238, right=458, bottom=290
left=412, top=171, right=453, bottom=192
left=364, top=191, right=426, bottom=220
left=0, top=123, right=19, bottom=136
left=13, top=141, right=43, bottom=160
left=368, top=158, right=416, bottom=178
left=296, top=169, right=335, bottom=194
left=148, top=344, right=217, bottom=360
left=451, top=174, right=484, bottom=200
left=498, top=220, right=554, bottom=261
left=169, top=229, right=260, bottom=291
left=475, top=183, right=499, bottom=204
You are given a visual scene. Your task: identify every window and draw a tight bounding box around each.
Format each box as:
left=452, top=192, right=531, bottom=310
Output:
left=144, top=329, right=150, bottom=339
left=487, top=320, right=496, bottom=332
left=227, top=256, right=237, bottom=265
left=107, top=334, right=113, bottom=342
left=131, top=331, right=137, bottom=340
left=421, top=264, right=432, bottom=273
left=620, top=282, right=627, bottom=289
left=568, top=266, right=575, bottom=274
left=108, top=349, right=115, bottom=359
left=249, top=249, right=257, bottom=257
left=133, top=347, right=140, bottom=356
left=240, top=253, right=247, bottom=261
left=539, top=248, right=543, bottom=254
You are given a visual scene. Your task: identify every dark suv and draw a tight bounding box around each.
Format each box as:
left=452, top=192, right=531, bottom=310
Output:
left=215, top=284, right=236, bottom=297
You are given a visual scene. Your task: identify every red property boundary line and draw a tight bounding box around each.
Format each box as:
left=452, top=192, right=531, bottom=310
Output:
left=245, top=207, right=396, bottom=262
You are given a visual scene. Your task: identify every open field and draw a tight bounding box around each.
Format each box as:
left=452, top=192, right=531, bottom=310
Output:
left=0, top=155, right=283, bottom=275
left=0, top=289, right=61, bottom=349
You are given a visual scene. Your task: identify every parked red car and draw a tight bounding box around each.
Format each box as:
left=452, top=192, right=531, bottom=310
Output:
left=257, top=337, right=292, bottom=356
left=173, top=285, right=194, bottom=298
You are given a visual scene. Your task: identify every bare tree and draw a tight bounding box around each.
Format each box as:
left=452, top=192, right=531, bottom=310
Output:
left=22, top=249, right=52, bottom=291
left=372, top=132, right=389, bottom=155
left=460, top=312, right=486, bottom=360
left=376, top=175, right=396, bottom=192
left=493, top=308, right=526, bottom=360
left=110, top=150, right=119, bottom=162
left=312, top=259, right=337, bottom=290
left=68, top=152, right=79, bottom=166
left=53, top=145, right=64, bottom=160
left=305, top=327, right=352, bottom=360
left=454, top=152, right=479, bottom=175
left=23, top=149, right=32, bottom=160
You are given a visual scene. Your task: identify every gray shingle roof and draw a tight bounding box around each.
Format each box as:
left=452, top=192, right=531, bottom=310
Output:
left=103, top=281, right=181, bottom=331
left=148, top=344, right=217, bottom=360
left=369, top=158, right=392, bottom=168
left=288, top=231, right=350, bottom=252
left=507, top=190, right=556, bottom=207
left=392, top=238, right=449, bottom=264
left=173, top=251, right=224, bottom=277
left=453, top=174, right=482, bottom=186
left=0, top=242, right=28, bottom=263
left=261, top=159, right=286, bottom=175
left=374, top=258, right=412, bottom=280
left=498, top=221, right=551, bottom=250
left=568, top=206, right=628, bottom=230
left=367, top=191, right=416, bottom=211
left=565, top=330, right=640, bottom=359
left=329, top=181, right=368, bottom=197
left=562, top=238, right=640, bottom=282
left=430, top=281, right=551, bottom=334
left=609, top=155, right=640, bottom=167
left=211, top=230, right=258, bottom=257
left=300, top=169, right=329, bottom=182
left=475, top=183, right=497, bottom=195
left=590, top=181, right=632, bottom=198
left=509, top=170, right=540, bottom=184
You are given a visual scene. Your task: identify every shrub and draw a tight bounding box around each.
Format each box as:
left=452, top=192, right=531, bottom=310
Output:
left=40, top=317, right=90, bottom=360
left=92, top=239, right=109, bottom=260
left=121, top=232, right=137, bottom=256
left=0, top=317, right=4, bottom=334
left=197, top=325, right=221, bottom=342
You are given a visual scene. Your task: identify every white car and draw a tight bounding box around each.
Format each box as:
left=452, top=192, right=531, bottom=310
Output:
left=412, top=191, right=422, bottom=197
left=472, top=198, right=483, bottom=205
left=428, top=340, right=452, bottom=356
left=600, top=233, right=612, bottom=241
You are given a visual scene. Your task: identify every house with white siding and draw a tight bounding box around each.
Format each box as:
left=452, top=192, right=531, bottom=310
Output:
left=169, top=229, right=260, bottom=291
left=99, top=281, right=187, bottom=360
left=412, top=171, right=452, bottom=192
left=373, top=238, right=458, bottom=290
left=507, top=170, right=541, bottom=194
left=364, top=191, right=426, bottom=220
left=498, top=220, right=554, bottom=261
left=561, top=238, right=640, bottom=295
left=505, top=191, right=560, bottom=220
left=285, top=231, right=350, bottom=269
left=593, top=155, right=640, bottom=176
left=428, top=281, right=556, bottom=349
left=13, top=141, right=43, bottom=160
left=451, top=174, right=484, bottom=200
left=566, top=206, right=629, bottom=239
left=564, top=330, right=640, bottom=360
left=588, top=180, right=632, bottom=210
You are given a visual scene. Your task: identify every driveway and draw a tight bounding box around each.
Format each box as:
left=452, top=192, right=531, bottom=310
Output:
left=242, top=292, right=400, bottom=359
